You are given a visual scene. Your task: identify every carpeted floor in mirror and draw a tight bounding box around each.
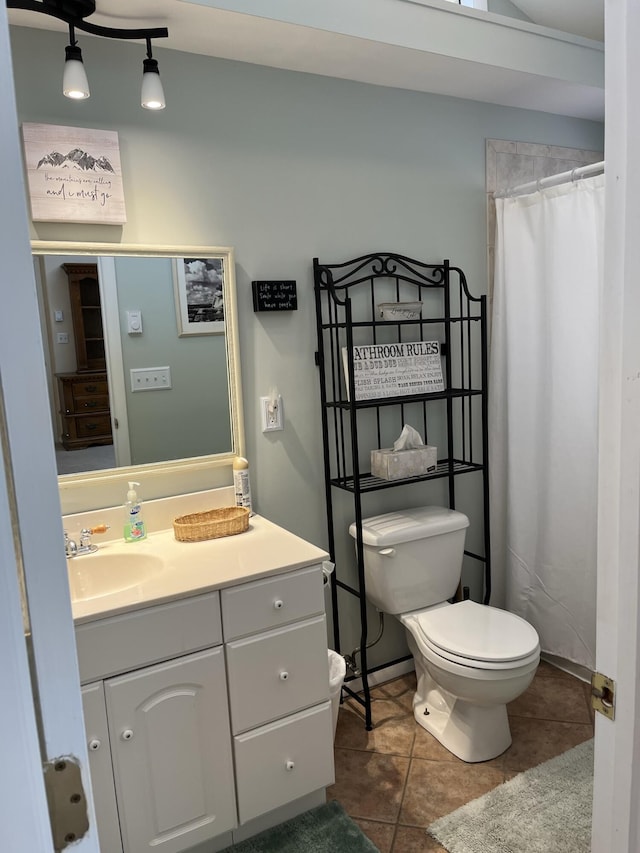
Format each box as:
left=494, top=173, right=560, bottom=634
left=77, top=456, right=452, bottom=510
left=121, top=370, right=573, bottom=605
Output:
left=328, top=661, right=595, bottom=853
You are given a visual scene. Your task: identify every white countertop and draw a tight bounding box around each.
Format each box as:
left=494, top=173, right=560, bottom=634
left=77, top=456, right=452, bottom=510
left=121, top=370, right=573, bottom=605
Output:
left=69, top=514, right=329, bottom=625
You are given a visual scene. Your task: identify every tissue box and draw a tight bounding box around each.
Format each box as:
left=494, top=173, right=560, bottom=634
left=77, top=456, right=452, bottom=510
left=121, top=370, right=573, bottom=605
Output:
left=371, top=445, right=438, bottom=480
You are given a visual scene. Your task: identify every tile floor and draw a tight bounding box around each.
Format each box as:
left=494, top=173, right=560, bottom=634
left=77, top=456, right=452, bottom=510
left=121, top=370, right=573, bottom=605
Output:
left=327, top=661, right=595, bottom=852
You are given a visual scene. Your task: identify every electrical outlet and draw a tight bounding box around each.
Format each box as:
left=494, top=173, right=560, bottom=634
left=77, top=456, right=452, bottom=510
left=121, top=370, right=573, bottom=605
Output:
left=260, top=395, right=284, bottom=432
left=56, top=332, right=69, bottom=344
left=130, top=366, right=172, bottom=392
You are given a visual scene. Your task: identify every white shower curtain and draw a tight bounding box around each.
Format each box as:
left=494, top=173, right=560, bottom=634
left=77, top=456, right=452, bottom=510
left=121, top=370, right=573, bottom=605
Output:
left=489, top=175, right=604, bottom=670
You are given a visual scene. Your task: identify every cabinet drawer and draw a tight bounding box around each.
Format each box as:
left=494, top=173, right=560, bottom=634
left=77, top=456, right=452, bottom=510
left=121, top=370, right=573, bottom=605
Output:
left=76, top=415, right=112, bottom=438
left=76, top=591, right=222, bottom=683
left=226, top=615, right=329, bottom=733
left=221, top=564, right=324, bottom=640
left=73, top=378, right=109, bottom=398
left=234, top=702, right=334, bottom=825
left=74, top=394, right=109, bottom=412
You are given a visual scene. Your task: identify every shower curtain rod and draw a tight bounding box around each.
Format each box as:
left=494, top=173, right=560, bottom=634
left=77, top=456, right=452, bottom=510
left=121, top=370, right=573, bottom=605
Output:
left=494, top=159, right=604, bottom=199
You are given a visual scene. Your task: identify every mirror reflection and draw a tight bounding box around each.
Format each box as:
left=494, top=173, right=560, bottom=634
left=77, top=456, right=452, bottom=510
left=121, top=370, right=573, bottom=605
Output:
left=32, top=245, right=240, bottom=480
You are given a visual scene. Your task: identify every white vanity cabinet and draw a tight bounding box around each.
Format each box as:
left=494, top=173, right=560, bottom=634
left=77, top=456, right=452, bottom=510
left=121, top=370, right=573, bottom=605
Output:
left=78, top=593, right=236, bottom=853
left=76, top=560, right=334, bottom=853
left=222, top=564, right=334, bottom=825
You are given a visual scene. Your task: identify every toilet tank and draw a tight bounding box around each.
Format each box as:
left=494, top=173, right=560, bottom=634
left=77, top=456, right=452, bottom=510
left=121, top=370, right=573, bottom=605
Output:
left=349, top=506, right=470, bottom=615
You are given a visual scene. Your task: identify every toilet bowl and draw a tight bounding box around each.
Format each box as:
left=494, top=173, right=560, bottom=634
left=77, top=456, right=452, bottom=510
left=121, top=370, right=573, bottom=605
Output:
left=350, top=506, right=540, bottom=763
left=402, top=599, right=539, bottom=762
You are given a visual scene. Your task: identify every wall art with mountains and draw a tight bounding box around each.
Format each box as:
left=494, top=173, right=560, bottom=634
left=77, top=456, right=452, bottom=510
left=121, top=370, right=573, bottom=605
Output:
left=22, top=123, right=126, bottom=224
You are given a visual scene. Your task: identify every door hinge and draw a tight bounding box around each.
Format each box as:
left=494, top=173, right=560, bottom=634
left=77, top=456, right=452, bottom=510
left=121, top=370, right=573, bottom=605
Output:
left=43, top=756, right=89, bottom=850
left=590, top=671, right=616, bottom=720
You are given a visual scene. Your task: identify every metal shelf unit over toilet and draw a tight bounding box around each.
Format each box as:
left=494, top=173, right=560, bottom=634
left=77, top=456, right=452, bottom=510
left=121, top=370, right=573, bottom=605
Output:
left=313, top=253, right=491, bottom=730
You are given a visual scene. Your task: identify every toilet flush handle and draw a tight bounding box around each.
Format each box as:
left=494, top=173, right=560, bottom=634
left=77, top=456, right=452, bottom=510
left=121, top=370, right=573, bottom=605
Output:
left=379, top=548, right=396, bottom=557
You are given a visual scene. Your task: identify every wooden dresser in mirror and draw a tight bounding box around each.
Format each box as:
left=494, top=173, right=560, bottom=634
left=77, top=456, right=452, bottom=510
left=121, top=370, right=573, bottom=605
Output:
left=57, top=263, right=113, bottom=450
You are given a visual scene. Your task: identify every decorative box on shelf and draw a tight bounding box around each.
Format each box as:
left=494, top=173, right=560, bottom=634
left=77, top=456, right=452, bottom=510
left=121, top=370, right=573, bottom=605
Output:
left=370, top=445, right=438, bottom=480
left=377, top=301, right=423, bottom=321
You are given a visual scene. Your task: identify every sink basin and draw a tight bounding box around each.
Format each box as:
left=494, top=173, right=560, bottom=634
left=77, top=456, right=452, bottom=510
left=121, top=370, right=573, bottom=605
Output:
left=68, top=551, right=165, bottom=602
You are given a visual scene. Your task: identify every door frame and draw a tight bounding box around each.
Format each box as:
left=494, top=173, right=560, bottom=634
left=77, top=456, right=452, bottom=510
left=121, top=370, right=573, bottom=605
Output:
left=0, top=5, right=99, bottom=850
left=0, top=419, right=55, bottom=850
left=592, top=0, right=640, bottom=849
left=2, top=2, right=639, bottom=851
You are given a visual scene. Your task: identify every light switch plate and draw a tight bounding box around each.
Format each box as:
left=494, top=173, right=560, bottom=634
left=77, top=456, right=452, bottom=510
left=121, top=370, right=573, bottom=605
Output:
left=130, top=366, right=171, bottom=392
left=127, top=310, right=143, bottom=334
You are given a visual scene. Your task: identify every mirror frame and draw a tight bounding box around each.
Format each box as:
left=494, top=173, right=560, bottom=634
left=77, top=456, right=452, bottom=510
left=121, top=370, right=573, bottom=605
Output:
left=33, top=241, right=245, bottom=514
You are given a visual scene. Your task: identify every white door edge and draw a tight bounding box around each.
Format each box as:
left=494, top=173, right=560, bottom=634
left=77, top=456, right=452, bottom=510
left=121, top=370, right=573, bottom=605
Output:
left=0, top=5, right=99, bottom=849
left=98, top=256, right=131, bottom=468
left=593, top=0, right=640, bottom=850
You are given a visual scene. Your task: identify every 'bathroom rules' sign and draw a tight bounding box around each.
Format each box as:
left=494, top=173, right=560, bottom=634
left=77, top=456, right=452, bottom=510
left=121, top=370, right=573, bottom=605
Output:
left=342, top=341, right=444, bottom=401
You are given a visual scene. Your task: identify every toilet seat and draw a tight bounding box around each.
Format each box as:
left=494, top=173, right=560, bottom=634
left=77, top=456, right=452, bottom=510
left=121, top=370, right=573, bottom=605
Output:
left=410, top=600, right=540, bottom=671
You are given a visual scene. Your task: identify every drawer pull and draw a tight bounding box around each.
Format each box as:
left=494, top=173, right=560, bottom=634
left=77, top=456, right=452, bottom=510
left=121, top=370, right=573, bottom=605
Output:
left=88, top=739, right=101, bottom=751
left=84, top=385, right=98, bottom=393
left=285, top=761, right=295, bottom=771
left=121, top=729, right=134, bottom=741
left=279, top=671, right=289, bottom=681
left=273, top=599, right=284, bottom=610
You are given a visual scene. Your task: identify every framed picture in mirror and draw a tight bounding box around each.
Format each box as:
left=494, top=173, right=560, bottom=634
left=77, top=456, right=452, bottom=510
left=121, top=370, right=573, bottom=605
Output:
left=173, top=255, right=227, bottom=335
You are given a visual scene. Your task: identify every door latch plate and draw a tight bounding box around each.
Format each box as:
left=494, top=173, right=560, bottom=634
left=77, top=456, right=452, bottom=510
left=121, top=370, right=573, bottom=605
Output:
left=43, top=756, right=89, bottom=850
left=591, top=671, right=616, bottom=720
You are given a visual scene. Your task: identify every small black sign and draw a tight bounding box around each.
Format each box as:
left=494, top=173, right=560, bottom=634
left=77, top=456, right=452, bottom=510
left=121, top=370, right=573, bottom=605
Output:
left=252, top=280, right=297, bottom=312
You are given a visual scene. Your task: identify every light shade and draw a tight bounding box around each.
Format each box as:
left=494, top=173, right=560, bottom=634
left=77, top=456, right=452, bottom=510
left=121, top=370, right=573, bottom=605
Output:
left=63, top=44, right=90, bottom=100
left=141, top=57, right=165, bottom=110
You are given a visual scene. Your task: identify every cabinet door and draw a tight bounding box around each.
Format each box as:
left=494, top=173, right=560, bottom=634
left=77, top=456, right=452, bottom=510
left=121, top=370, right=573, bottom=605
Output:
left=104, top=648, right=236, bottom=853
left=81, top=682, right=123, bottom=853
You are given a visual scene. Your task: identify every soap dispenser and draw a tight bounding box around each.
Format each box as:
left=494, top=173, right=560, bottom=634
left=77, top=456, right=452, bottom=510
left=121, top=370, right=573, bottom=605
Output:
left=124, top=481, right=147, bottom=542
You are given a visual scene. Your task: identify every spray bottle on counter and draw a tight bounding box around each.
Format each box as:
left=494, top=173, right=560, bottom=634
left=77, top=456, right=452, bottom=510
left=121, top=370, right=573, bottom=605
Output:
left=233, top=457, right=253, bottom=515
left=124, top=481, right=147, bottom=542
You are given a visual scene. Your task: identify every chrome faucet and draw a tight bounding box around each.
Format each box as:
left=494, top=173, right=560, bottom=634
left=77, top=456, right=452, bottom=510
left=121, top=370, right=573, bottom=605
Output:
left=65, top=524, right=110, bottom=558
left=64, top=531, right=78, bottom=558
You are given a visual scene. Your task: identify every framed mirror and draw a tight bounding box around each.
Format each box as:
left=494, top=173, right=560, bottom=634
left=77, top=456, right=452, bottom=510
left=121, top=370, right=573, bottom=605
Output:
left=32, top=242, right=245, bottom=515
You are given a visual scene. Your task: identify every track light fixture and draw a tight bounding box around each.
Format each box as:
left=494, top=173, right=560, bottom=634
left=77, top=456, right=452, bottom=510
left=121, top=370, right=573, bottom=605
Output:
left=7, top=0, right=169, bottom=109
left=63, top=24, right=89, bottom=99
left=141, top=38, right=165, bottom=110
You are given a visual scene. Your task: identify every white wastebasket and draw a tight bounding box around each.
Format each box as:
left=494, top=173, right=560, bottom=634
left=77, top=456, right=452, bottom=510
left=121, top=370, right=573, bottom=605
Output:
left=327, top=649, right=346, bottom=739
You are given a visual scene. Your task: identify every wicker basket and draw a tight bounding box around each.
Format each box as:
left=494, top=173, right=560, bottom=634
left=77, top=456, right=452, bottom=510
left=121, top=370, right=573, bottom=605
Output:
left=173, top=506, right=250, bottom=542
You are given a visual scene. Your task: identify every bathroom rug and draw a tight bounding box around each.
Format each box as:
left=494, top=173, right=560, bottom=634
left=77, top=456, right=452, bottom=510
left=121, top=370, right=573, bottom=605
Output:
left=427, top=738, right=593, bottom=853
left=219, top=800, right=379, bottom=853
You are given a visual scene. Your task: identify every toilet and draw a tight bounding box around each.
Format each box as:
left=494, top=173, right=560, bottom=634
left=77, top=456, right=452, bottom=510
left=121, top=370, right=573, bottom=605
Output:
left=349, top=505, right=540, bottom=763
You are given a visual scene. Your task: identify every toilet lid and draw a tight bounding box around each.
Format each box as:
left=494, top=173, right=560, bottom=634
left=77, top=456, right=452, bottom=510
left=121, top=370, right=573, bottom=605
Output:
left=415, top=600, right=540, bottom=664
